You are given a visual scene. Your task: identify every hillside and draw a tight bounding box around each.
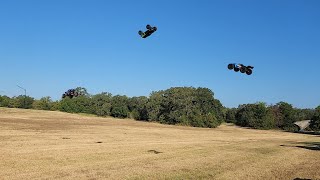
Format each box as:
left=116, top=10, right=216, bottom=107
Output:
left=0, top=108, right=319, bottom=180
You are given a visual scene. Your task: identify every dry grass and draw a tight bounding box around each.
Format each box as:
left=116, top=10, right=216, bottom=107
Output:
left=0, top=107, right=319, bottom=180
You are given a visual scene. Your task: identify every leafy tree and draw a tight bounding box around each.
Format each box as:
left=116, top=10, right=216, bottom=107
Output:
left=110, top=95, right=129, bottom=118
left=273, top=102, right=299, bottom=131
left=58, top=98, right=79, bottom=113
left=0, top=95, right=11, bottom=107
left=294, top=108, right=315, bottom=121
left=269, top=105, right=282, bottom=129
left=75, top=87, right=90, bottom=97
left=310, top=106, right=320, bottom=131
left=146, top=90, right=164, bottom=121
left=91, top=92, right=112, bottom=116
left=11, top=95, right=34, bottom=109
left=72, top=95, right=94, bottom=114
left=236, top=102, right=275, bottom=129
left=226, top=108, right=237, bottom=123
left=32, top=96, right=53, bottom=110
left=111, top=106, right=129, bottom=118
left=50, top=101, right=60, bottom=111
left=128, top=96, right=149, bottom=120
left=58, top=87, right=93, bottom=114
left=147, top=87, right=222, bottom=128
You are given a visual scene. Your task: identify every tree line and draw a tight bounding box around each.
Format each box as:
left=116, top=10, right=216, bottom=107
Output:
left=226, top=102, right=319, bottom=131
left=0, top=87, right=224, bottom=128
left=0, top=87, right=319, bottom=131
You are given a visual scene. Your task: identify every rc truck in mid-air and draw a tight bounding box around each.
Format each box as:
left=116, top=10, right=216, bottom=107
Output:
left=228, top=63, right=254, bottom=75
left=62, top=89, right=80, bottom=99
left=138, top=24, right=157, bottom=38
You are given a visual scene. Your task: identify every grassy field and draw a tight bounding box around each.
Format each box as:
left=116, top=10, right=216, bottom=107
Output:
left=0, top=108, right=319, bottom=180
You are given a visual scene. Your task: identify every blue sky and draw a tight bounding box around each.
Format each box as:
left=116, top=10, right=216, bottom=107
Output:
left=0, top=0, right=319, bottom=108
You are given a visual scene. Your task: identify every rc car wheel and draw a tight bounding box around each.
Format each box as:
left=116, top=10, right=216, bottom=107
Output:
left=153, top=27, right=157, bottom=31
left=246, top=69, right=253, bottom=75
left=228, top=64, right=234, bottom=70
left=234, top=67, right=240, bottom=72
left=240, top=66, right=246, bottom=73
left=138, top=31, right=143, bottom=35
left=146, top=24, right=152, bottom=29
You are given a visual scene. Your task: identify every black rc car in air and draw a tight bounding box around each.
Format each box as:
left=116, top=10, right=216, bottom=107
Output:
left=228, top=63, right=254, bottom=75
left=138, top=24, right=157, bottom=38
left=62, top=89, right=80, bottom=99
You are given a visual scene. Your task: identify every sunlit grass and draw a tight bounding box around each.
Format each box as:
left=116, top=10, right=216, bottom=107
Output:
left=0, top=108, right=319, bottom=180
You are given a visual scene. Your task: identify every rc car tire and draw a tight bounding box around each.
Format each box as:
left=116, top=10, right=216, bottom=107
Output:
left=228, top=64, right=234, bottom=70
left=246, top=69, right=253, bottom=75
left=240, top=67, right=246, bottom=73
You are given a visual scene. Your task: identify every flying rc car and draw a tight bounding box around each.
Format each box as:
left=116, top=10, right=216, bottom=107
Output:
left=228, top=63, right=254, bottom=75
left=138, top=24, right=157, bottom=38
left=62, top=89, right=80, bottom=99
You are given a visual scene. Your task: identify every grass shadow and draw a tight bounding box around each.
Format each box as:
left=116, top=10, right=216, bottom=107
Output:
left=292, top=131, right=320, bottom=136
left=281, top=142, right=320, bottom=151
left=295, top=145, right=320, bottom=151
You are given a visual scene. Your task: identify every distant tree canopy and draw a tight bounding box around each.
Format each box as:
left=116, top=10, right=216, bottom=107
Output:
left=310, top=106, right=320, bottom=131
left=91, top=92, right=112, bottom=117
left=75, top=87, right=90, bottom=97
left=235, top=102, right=275, bottom=129
left=0, top=95, right=11, bottom=107
left=0, top=87, right=318, bottom=131
left=295, top=108, right=314, bottom=121
left=226, top=108, right=237, bottom=123
left=225, top=101, right=316, bottom=131
left=58, top=95, right=93, bottom=114
left=270, top=102, right=299, bottom=131
left=128, top=96, right=148, bottom=120
left=1, top=87, right=225, bottom=128
left=110, top=95, right=129, bottom=118
left=0, top=95, right=34, bottom=109
left=146, top=87, right=224, bottom=128
left=32, top=96, right=53, bottom=110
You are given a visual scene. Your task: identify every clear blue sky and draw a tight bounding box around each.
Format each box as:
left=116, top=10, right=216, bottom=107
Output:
left=0, top=0, right=319, bottom=108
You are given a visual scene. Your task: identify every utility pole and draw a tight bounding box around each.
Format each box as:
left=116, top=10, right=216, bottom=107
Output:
left=17, top=85, right=27, bottom=109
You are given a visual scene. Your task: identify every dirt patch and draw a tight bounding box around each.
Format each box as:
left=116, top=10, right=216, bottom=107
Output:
left=148, top=150, right=163, bottom=154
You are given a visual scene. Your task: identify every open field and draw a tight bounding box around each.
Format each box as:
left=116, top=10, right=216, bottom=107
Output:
left=0, top=108, right=319, bottom=180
